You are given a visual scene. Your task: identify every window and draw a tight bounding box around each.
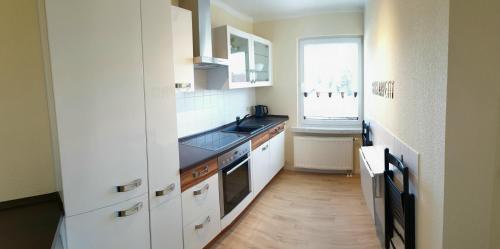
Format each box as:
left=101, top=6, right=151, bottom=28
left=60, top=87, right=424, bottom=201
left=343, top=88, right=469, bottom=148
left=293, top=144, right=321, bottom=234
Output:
left=299, top=37, right=363, bottom=128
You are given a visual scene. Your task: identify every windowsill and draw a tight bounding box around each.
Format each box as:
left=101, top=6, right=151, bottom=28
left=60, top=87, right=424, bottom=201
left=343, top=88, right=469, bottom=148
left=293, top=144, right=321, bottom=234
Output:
left=291, top=126, right=362, bottom=135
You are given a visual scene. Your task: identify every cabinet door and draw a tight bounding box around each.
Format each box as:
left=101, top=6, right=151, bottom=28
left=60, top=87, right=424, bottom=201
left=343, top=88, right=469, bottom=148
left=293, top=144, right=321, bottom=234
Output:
left=45, top=0, right=148, bottom=216
left=65, top=194, right=150, bottom=249
left=251, top=141, right=270, bottom=196
left=171, top=6, right=194, bottom=92
left=141, top=0, right=182, bottom=210
left=269, top=131, right=285, bottom=177
left=183, top=207, right=221, bottom=249
left=182, top=174, right=220, bottom=226
left=252, top=37, right=272, bottom=86
left=228, top=27, right=252, bottom=86
left=150, top=196, right=183, bottom=249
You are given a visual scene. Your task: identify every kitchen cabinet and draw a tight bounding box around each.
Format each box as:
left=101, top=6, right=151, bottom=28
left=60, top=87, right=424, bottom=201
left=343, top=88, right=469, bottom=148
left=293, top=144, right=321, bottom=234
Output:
left=269, top=131, right=286, bottom=178
left=46, top=0, right=148, bottom=218
left=65, top=194, right=150, bottom=249
left=251, top=125, right=286, bottom=197
left=210, top=25, right=273, bottom=89
left=45, top=0, right=182, bottom=247
left=251, top=141, right=271, bottom=196
left=182, top=174, right=221, bottom=249
left=150, top=196, right=183, bottom=249
left=171, top=6, right=195, bottom=92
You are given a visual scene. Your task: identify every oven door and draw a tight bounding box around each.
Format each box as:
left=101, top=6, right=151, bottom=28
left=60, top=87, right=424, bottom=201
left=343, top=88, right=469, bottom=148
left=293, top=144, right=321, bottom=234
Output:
left=220, top=155, right=251, bottom=217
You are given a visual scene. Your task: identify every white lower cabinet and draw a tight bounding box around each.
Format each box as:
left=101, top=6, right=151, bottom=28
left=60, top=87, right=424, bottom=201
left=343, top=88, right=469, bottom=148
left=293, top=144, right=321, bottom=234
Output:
left=182, top=174, right=220, bottom=226
left=183, top=207, right=221, bottom=249
left=182, top=174, right=221, bottom=249
left=269, top=132, right=286, bottom=177
left=150, top=196, right=183, bottom=249
left=251, top=141, right=271, bottom=197
left=251, top=130, right=286, bottom=198
left=64, top=194, right=150, bottom=249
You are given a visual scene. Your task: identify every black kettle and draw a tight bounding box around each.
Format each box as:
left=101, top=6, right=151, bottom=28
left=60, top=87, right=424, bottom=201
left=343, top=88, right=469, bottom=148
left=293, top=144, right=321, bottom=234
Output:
left=254, top=105, right=269, bottom=118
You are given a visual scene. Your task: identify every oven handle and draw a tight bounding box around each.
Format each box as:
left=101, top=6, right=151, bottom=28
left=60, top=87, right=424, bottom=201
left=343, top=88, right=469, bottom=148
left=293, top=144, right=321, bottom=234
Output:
left=225, top=158, right=249, bottom=175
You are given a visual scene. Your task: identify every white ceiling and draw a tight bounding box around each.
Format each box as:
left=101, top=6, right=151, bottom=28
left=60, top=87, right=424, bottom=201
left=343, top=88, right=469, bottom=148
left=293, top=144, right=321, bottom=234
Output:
left=213, top=0, right=365, bottom=22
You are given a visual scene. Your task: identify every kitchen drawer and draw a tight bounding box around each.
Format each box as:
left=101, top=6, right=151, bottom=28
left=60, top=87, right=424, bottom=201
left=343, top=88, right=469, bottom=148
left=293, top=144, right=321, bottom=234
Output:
left=65, top=194, right=150, bottom=249
left=251, top=132, right=270, bottom=151
left=183, top=207, right=221, bottom=249
left=182, top=173, right=220, bottom=226
left=181, top=158, right=218, bottom=192
left=268, top=122, right=285, bottom=139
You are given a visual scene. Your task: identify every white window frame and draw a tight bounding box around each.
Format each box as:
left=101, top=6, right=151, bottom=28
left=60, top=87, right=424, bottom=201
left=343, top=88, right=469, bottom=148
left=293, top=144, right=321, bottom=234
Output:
left=298, top=36, right=364, bottom=128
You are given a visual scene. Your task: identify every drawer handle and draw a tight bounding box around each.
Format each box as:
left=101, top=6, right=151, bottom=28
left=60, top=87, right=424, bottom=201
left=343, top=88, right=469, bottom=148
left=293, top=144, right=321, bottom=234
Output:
left=262, top=144, right=269, bottom=151
left=175, top=82, right=192, bottom=89
left=116, top=179, right=142, bottom=192
left=192, top=165, right=209, bottom=179
left=116, top=202, right=143, bottom=217
left=194, top=216, right=211, bottom=230
left=155, top=183, right=176, bottom=197
left=193, top=184, right=209, bottom=196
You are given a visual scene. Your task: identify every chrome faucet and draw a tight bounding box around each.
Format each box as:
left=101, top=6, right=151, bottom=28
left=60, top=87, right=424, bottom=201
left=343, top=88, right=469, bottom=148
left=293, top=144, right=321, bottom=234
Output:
left=236, top=114, right=251, bottom=126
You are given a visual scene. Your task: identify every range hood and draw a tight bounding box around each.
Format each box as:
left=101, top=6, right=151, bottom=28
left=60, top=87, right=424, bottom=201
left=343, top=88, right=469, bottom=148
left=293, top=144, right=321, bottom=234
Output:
left=179, top=0, right=228, bottom=69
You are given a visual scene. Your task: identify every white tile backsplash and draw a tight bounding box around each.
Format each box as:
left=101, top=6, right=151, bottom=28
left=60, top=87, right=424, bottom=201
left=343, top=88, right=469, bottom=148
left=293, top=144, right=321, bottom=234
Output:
left=176, top=88, right=256, bottom=138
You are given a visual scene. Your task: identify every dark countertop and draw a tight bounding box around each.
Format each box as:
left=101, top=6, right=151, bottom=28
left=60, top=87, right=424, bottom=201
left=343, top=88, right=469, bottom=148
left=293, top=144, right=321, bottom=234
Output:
left=179, top=115, right=289, bottom=172
left=0, top=192, right=64, bottom=249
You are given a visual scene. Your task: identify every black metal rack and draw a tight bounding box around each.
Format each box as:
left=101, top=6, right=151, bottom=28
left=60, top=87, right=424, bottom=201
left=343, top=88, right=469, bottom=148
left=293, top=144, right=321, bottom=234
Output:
left=384, top=148, right=415, bottom=249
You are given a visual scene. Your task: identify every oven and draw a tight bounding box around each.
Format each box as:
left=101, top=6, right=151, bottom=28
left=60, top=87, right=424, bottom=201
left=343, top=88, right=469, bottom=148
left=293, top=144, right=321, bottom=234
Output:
left=218, top=141, right=251, bottom=218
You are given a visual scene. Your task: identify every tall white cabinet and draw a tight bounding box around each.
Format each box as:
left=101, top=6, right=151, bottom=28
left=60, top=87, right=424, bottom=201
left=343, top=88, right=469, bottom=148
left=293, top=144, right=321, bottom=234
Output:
left=44, top=0, right=182, bottom=248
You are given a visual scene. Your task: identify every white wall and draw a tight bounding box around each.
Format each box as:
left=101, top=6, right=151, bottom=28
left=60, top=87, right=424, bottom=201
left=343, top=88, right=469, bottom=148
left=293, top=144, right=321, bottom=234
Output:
left=443, top=1, right=500, bottom=248
left=175, top=71, right=255, bottom=137
left=364, top=0, right=449, bottom=248
left=0, top=0, right=56, bottom=201
left=253, top=12, right=364, bottom=166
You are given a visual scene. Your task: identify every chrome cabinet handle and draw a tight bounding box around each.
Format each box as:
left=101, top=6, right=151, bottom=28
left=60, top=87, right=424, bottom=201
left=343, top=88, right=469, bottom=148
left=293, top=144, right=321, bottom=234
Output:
left=116, top=179, right=142, bottom=192
left=116, top=202, right=143, bottom=217
left=193, top=184, right=209, bottom=196
left=192, top=165, right=209, bottom=179
left=194, top=216, right=211, bottom=230
left=155, top=183, right=176, bottom=197
left=175, top=82, right=192, bottom=89
left=262, top=144, right=268, bottom=151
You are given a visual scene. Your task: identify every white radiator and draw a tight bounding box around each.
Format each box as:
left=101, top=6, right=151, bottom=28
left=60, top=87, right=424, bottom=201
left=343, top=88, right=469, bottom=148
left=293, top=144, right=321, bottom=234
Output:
left=293, top=136, right=353, bottom=171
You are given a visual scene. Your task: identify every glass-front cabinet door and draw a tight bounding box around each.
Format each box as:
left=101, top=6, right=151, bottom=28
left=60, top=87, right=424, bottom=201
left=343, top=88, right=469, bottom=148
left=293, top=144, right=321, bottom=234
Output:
left=229, top=32, right=251, bottom=85
left=252, top=38, right=272, bottom=86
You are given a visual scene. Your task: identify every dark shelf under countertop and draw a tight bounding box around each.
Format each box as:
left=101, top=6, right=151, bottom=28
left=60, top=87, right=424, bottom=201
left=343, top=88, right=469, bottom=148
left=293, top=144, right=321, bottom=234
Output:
left=178, top=115, right=289, bottom=173
left=0, top=192, right=64, bottom=249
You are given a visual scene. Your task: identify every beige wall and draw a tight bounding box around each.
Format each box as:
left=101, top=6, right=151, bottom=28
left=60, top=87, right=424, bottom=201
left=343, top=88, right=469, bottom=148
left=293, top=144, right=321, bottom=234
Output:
left=443, top=1, right=500, bottom=248
left=364, top=0, right=449, bottom=248
left=493, top=105, right=500, bottom=247
left=211, top=4, right=253, bottom=33
left=172, top=0, right=253, bottom=33
left=253, top=12, right=364, bottom=166
left=0, top=0, right=55, bottom=202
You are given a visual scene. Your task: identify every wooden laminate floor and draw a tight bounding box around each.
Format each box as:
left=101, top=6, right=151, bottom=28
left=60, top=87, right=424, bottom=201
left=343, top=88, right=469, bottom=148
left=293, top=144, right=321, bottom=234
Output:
left=209, top=170, right=382, bottom=249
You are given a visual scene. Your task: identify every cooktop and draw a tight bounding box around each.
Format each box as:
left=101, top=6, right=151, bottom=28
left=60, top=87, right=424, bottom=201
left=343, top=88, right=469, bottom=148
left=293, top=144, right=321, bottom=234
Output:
left=181, top=131, right=245, bottom=151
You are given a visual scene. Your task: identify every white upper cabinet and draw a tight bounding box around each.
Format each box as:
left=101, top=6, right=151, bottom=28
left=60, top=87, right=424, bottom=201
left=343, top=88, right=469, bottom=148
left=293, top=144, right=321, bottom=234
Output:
left=171, top=6, right=195, bottom=92
left=45, top=0, right=148, bottom=216
left=210, top=25, right=273, bottom=89
left=252, top=36, right=272, bottom=87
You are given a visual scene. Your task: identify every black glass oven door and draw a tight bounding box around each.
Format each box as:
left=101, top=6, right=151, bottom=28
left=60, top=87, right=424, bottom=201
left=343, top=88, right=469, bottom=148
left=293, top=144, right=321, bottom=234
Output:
left=221, top=156, right=250, bottom=216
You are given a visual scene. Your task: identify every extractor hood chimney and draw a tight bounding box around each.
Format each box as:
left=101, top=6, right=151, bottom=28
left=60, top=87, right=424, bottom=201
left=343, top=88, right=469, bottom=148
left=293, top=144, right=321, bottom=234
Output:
left=179, top=0, right=228, bottom=69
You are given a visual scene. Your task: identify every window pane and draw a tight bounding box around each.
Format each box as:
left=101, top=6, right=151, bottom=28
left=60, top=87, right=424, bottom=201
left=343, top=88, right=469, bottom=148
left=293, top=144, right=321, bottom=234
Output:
left=301, top=39, right=360, bottom=121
